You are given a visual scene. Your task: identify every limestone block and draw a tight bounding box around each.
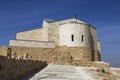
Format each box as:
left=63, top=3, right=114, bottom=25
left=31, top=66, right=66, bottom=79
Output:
left=16, top=28, right=47, bottom=41
left=10, top=40, right=55, bottom=48
left=0, top=46, right=11, bottom=56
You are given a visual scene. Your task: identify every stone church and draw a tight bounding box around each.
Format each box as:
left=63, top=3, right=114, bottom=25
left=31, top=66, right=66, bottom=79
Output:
left=10, top=17, right=100, bottom=50
left=8, top=18, right=101, bottom=64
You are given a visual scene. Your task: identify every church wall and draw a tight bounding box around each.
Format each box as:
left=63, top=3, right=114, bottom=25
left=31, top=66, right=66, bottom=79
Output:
left=0, top=46, right=8, bottom=56
left=16, top=28, right=46, bottom=41
left=9, top=40, right=55, bottom=48
left=59, top=23, right=91, bottom=48
left=47, top=23, right=59, bottom=45
left=46, top=18, right=87, bottom=45
left=8, top=46, right=92, bottom=63
left=89, top=26, right=100, bottom=61
left=97, top=40, right=101, bottom=53
left=90, top=26, right=97, bottom=51
left=42, top=20, right=51, bottom=41
left=0, top=46, right=107, bottom=68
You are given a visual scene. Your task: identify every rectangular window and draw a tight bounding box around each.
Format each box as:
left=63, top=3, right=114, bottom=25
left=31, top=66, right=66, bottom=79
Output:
left=82, top=35, right=84, bottom=42
left=71, top=34, right=74, bottom=41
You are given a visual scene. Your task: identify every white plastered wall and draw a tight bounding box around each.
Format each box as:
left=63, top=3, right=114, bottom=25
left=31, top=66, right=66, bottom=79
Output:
left=59, top=23, right=91, bottom=48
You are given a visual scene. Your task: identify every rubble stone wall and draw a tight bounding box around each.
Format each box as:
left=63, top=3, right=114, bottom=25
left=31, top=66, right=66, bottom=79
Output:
left=8, top=46, right=91, bottom=62
left=0, top=46, right=8, bottom=56
left=0, top=56, right=47, bottom=80
left=0, top=46, right=107, bottom=68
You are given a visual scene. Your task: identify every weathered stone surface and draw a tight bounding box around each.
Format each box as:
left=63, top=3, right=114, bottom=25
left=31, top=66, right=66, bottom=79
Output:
left=0, top=46, right=11, bottom=56
left=0, top=46, right=106, bottom=68
left=16, top=28, right=46, bottom=41
left=10, top=40, right=55, bottom=48
left=0, top=56, right=47, bottom=80
left=27, top=64, right=114, bottom=80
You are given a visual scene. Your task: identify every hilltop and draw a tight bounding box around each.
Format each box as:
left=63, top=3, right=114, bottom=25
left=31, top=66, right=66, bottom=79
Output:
left=24, top=64, right=120, bottom=80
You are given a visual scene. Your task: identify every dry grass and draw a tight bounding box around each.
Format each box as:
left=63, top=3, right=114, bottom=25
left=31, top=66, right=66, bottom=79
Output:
left=0, top=56, right=47, bottom=80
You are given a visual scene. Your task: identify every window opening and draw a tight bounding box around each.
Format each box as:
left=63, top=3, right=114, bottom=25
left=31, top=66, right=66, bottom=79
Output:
left=82, top=35, right=84, bottom=42
left=71, top=34, right=74, bottom=41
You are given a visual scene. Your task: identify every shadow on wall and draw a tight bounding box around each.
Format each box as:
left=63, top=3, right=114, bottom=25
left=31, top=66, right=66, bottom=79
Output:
left=90, top=32, right=95, bottom=61
left=0, top=56, right=47, bottom=80
left=90, top=32, right=101, bottom=61
left=7, top=47, right=11, bottom=57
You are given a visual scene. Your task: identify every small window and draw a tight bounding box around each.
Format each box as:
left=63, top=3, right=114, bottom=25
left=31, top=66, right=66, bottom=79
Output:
left=81, top=35, right=84, bottom=42
left=71, top=34, right=74, bottom=41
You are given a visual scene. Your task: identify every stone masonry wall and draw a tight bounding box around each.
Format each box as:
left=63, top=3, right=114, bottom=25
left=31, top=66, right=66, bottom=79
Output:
left=10, top=40, right=55, bottom=48
left=6, top=46, right=97, bottom=63
left=0, top=46, right=8, bottom=56
left=0, top=46, right=109, bottom=69
left=48, top=23, right=59, bottom=44
left=9, top=46, right=91, bottom=63
left=90, top=26, right=97, bottom=51
left=16, top=28, right=46, bottom=41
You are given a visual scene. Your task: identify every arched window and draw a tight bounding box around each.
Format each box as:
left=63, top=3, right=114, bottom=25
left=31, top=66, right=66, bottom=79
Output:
left=71, top=34, right=74, bottom=41
left=81, top=35, right=84, bottom=42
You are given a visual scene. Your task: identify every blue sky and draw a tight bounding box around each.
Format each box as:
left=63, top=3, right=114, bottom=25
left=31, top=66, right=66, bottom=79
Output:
left=0, top=0, right=120, bottom=67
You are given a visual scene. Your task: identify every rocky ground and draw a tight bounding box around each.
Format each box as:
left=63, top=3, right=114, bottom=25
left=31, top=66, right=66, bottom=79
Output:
left=23, top=64, right=120, bottom=80
left=111, top=67, right=120, bottom=80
